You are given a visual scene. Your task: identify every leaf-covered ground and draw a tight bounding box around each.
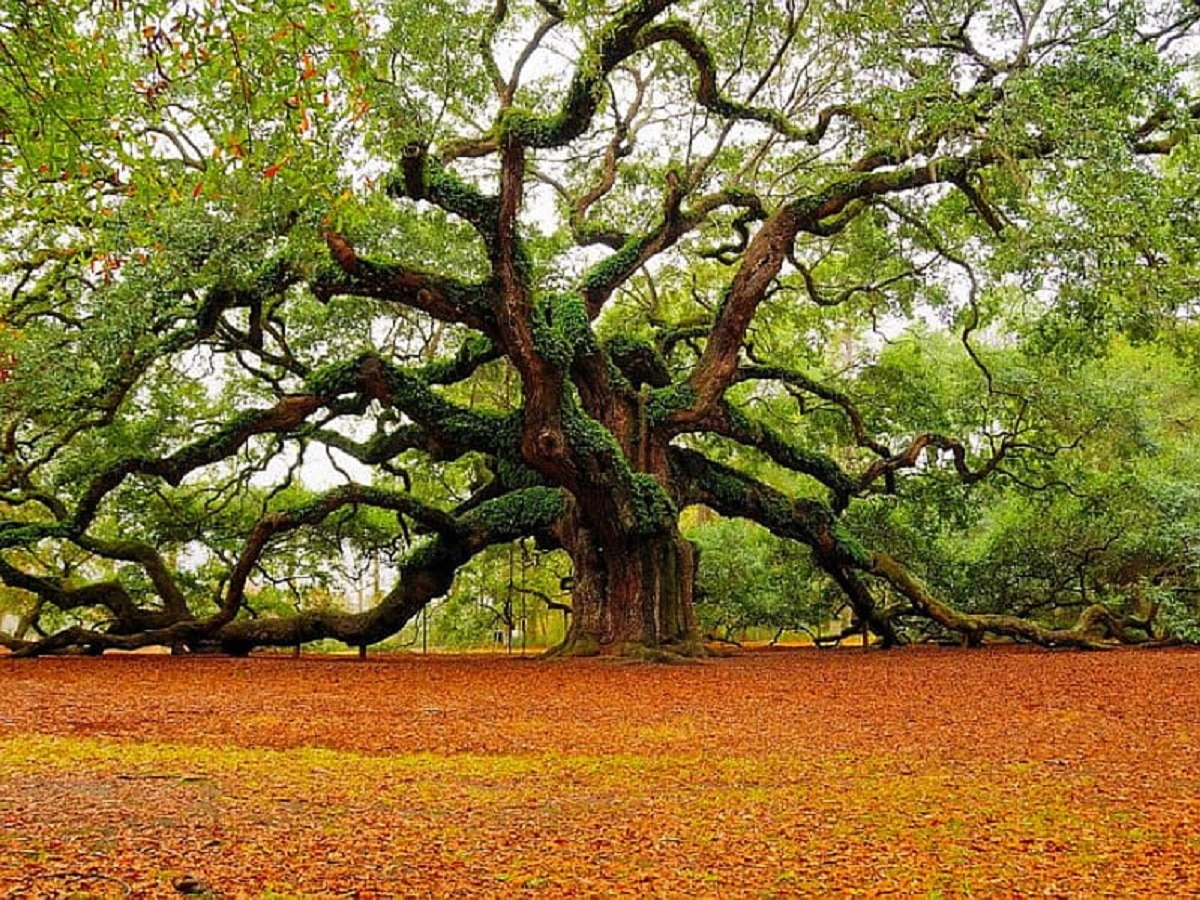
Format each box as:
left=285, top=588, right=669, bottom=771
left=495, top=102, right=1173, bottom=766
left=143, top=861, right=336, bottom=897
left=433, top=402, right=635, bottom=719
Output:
left=2, top=646, right=1199, bottom=898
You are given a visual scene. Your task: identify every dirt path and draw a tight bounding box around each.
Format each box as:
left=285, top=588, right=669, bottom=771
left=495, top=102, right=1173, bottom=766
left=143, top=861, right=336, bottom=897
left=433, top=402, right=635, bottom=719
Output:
left=2, top=646, right=1199, bottom=897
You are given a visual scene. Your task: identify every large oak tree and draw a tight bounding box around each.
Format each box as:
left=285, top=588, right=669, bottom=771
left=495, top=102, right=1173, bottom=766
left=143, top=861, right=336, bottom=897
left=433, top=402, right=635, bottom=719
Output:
left=1, top=0, right=1197, bottom=656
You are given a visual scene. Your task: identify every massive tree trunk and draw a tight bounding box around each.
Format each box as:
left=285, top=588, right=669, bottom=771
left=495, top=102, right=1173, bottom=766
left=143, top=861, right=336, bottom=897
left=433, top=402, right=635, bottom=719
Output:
left=540, top=385, right=704, bottom=657
left=555, top=515, right=700, bottom=657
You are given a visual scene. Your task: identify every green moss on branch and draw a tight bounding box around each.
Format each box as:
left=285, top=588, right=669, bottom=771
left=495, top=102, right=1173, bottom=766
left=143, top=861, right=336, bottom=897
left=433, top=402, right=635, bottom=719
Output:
left=388, top=157, right=500, bottom=233
left=629, top=473, right=676, bottom=535
left=647, top=383, right=697, bottom=425
left=532, top=293, right=593, bottom=368
left=306, top=353, right=518, bottom=460
left=418, top=336, right=498, bottom=385
left=0, top=522, right=71, bottom=551
left=463, top=487, right=568, bottom=541
left=718, top=404, right=859, bottom=508
left=605, top=336, right=671, bottom=389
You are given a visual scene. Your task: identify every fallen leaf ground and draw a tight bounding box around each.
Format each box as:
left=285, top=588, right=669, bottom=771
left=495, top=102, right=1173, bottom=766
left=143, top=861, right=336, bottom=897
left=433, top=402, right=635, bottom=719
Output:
left=2, top=645, right=1199, bottom=898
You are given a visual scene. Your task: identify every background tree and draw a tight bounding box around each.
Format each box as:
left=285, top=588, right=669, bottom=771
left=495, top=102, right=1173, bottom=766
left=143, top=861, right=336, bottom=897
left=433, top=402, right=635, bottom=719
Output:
left=690, top=515, right=838, bottom=644
left=0, top=0, right=1197, bottom=657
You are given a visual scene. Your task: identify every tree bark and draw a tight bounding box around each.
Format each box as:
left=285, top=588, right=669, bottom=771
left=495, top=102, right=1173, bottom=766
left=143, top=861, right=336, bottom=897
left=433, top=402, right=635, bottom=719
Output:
left=553, top=518, right=701, bottom=657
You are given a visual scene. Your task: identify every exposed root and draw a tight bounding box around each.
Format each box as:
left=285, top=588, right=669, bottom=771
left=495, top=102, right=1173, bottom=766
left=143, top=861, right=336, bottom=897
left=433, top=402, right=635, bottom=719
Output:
left=546, top=634, right=709, bottom=662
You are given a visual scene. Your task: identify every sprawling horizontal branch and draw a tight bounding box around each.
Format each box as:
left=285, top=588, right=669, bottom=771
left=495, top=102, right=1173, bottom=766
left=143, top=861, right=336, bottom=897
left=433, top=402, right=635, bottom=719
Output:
left=683, top=402, right=859, bottom=509
left=734, top=364, right=1013, bottom=494
left=3, top=485, right=568, bottom=658
left=215, top=486, right=568, bottom=653
left=315, top=232, right=499, bottom=336
left=71, top=395, right=325, bottom=530
left=308, top=424, right=429, bottom=469
left=419, top=336, right=501, bottom=385
left=669, top=446, right=896, bottom=643
left=870, top=552, right=1141, bottom=650
left=2, top=486, right=460, bottom=651
left=75, top=534, right=190, bottom=619
left=0, top=556, right=176, bottom=631
left=669, top=447, right=862, bottom=566
left=1, top=350, right=522, bottom=559
left=306, top=352, right=522, bottom=463
left=215, top=484, right=465, bottom=627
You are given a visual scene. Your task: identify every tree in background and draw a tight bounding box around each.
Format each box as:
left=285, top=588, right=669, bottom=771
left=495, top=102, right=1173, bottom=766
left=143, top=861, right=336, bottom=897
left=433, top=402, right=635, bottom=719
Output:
left=0, top=0, right=1197, bottom=656
left=422, top=542, right=572, bottom=650
left=690, top=515, right=838, bottom=644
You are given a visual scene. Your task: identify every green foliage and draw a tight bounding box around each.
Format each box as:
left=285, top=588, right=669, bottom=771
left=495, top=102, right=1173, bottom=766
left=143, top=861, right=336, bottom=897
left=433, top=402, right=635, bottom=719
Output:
left=419, top=543, right=572, bottom=649
left=1155, top=588, right=1200, bottom=644
left=426, top=590, right=507, bottom=649
left=646, top=383, right=697, bottom=425
left=689, top=516, right=833, bottom=640
left=846, top=332, right=1200, bottom=639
